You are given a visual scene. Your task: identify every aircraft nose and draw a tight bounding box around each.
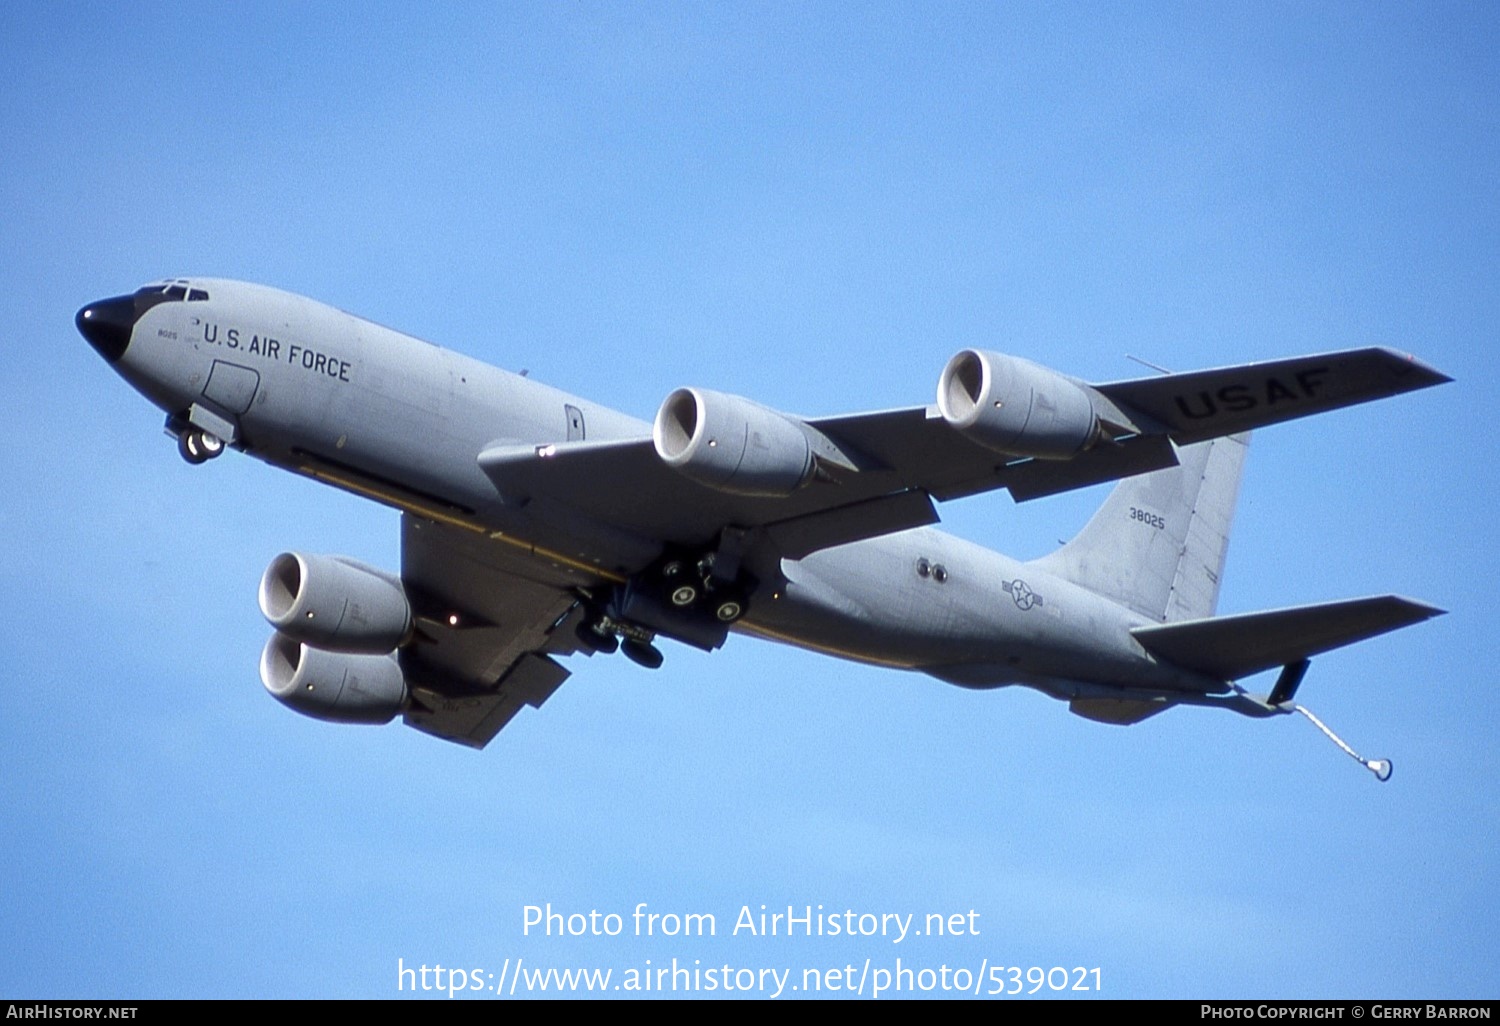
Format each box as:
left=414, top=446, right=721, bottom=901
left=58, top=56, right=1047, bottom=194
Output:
left=75, top=295, right=138, bottom=363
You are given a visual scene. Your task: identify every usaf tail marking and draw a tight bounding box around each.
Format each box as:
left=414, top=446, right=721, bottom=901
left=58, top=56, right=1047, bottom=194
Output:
left=1173, top=366, right=1329, bottom=420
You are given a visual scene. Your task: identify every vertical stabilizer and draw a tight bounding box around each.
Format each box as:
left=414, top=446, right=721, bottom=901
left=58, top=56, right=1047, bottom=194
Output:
left=1029, top=434, right=1249, bottom=623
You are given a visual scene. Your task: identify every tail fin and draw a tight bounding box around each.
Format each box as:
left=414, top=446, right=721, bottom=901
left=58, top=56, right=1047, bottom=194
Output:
left=1029, top=433, right=1249, bottom=623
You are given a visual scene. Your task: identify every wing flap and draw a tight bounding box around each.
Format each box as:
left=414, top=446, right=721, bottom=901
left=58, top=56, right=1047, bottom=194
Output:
left=394, top=515, right=607, bottom=748
left=764, top=489, right=939, bottom=558
left=994, top=433, right=1180, bottom=503
left=1131, top=595, right=1444, bottom=681
left=405, top=652, right=570, bottom=748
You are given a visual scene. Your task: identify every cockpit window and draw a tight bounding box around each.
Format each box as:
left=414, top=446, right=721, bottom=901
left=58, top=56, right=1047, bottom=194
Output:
left=131, top=280, right=200, bottom=316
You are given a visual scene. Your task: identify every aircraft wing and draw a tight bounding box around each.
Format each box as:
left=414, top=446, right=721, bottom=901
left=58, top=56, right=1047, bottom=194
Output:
left=478, top=347, right=1446, bottom=557
left=1094, top=347, right=1451, bottom=444
left=479, top=423, right=1177, bottom=556
left=396, top=514, right=604, bottom=748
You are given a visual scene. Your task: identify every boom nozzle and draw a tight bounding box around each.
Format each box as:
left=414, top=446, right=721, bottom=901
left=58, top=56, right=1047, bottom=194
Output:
left=1294, top=703, right=1392, bottom=783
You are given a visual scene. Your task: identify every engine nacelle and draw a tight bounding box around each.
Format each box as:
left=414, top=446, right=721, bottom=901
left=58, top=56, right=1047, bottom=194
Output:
left=259, top=633, right=408, bottom=725
left=652, top=387, right=814, bottom=497
left=937, top=350, right=1101, bottom=459
left=258, top=552, right=412, bottom=654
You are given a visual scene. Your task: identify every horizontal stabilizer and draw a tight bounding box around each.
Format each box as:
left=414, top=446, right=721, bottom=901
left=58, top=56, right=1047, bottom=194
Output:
left=1131, top=596, right=1444, bottom=681
left=1097, top=348, right=1451, bottom=445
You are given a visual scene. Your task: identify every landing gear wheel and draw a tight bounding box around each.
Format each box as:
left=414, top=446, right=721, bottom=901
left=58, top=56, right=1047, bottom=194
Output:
left=713, top=596, right=745, bottom=623
left=178, top=429, right=223, bottom=465
left=669, top=584, right=699, bottom=607
left=575, top=620, right=619, bottom=654
left=178, top=433, right=206, bottom=464
left=621, top=638, right=664, bottom=669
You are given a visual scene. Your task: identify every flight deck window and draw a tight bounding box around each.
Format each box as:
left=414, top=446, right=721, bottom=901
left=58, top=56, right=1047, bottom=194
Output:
left=189, top=289, right=209, bottom=301
left=131, top=282, right=191, bottom=317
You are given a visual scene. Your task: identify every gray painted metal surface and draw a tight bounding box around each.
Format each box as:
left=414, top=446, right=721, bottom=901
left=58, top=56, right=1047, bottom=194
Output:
left=76, top=278, right=1450, bottom=759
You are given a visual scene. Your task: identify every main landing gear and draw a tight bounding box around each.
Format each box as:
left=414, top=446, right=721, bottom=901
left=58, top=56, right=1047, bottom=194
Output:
left=571, top=547, right=756, bottom=672
left=660, top=554, right=747, bottom=625
left=575, top=613, right=666, bottom=669
left=575, top=618, right=621, bottom=655
left=620, top=638, right=665, bottom=669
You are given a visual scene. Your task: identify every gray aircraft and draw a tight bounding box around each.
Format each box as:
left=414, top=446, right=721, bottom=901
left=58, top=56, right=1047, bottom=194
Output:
left=77, top=278, right=1449, bottom=778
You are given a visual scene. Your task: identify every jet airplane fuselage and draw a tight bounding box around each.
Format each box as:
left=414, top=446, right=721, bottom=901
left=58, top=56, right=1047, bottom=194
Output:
left=77, top=277, right=1445, bottom=752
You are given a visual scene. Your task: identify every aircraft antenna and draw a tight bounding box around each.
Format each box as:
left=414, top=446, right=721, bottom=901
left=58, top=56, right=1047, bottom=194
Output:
left=1292, top=703, right=1392, bottom=782
left=1125, top=354, right=1173, bottom=375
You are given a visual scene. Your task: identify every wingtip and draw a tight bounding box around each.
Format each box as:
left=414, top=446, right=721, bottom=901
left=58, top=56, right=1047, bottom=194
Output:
left=1373, top=347, right=1453, bottom=388
left=1386, top=596, right=1447, bottom=621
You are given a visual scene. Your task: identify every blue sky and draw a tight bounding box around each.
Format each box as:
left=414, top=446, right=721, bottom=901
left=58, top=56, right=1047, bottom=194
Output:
left=2, top=1, right=1496, bottom=999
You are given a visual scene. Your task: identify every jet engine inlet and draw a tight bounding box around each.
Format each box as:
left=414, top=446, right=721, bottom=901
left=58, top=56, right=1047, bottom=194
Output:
left=652, top=387, right=815, bottom=497
left=937, top=349, right=1101, bottom=459
left=258, top=552, right=413, bottom=653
